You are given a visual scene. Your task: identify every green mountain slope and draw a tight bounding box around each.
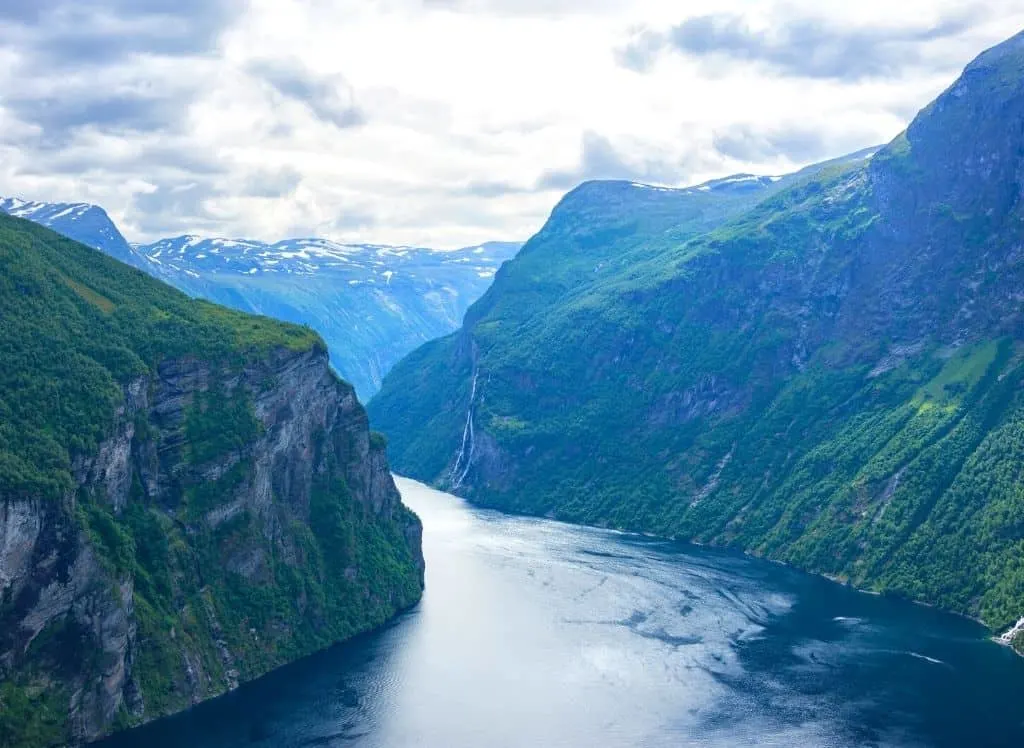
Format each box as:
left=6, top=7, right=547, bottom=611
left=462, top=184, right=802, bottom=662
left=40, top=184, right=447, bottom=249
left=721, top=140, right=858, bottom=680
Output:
left=132, top=237, right=522, bottom=400
left=0, top=214, right=423, bottom=746
left=369, top=31, right=1024, bottom=640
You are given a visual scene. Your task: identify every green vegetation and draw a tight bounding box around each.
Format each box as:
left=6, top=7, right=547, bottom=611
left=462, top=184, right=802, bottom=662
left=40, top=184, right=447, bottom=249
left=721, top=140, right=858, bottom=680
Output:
left=0, top=678, right=68, bottom=748
left=371, top=30, right=1024, bottom=643
left=73, top=465, right=421, bottom=725
left=186, top=383, right=262, bottom=465
left=0, top=212, right=320, bottom=502
left=0, top=213, right=421, bottom=746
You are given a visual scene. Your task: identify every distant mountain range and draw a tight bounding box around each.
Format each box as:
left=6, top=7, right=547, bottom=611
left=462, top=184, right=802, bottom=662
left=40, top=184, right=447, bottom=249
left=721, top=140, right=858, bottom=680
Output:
left=0, top=198, right=520, bottom=399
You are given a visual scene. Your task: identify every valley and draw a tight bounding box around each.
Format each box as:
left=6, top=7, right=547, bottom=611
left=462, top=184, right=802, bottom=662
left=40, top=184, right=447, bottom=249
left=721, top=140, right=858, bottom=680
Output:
left=3, top=11, right=1024, bottom=748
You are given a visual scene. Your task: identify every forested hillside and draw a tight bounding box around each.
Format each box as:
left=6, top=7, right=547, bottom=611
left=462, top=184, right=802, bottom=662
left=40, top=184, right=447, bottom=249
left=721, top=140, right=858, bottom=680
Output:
left=0, top=213, right=423, bottom=746
left=370, top=30, right=1024, bottom=640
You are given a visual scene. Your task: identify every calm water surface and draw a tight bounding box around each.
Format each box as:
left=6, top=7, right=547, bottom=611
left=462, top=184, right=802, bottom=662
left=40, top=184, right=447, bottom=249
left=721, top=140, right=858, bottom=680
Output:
left=100, top=477, right=1024, bottom=747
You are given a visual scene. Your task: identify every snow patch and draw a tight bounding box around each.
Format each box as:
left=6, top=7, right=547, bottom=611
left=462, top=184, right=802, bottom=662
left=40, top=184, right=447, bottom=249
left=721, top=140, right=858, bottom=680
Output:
left=629, top=182, right=677, bottom=193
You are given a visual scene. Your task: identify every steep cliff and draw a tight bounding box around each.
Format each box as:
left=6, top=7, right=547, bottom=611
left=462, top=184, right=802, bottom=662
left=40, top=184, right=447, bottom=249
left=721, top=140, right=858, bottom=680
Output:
left=0, top=213, right=423, bottom=746
left=370, top=31, right=1024, bottom=643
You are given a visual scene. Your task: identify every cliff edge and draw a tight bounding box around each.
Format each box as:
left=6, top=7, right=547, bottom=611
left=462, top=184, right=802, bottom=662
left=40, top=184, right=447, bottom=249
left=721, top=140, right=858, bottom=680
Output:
left=0, top=213, right=423, bottom=746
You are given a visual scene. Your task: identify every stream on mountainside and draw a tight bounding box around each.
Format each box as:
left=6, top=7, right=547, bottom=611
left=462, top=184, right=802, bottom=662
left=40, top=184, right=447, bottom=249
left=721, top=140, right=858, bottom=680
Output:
left=98, top=477, right=1024, bottom=748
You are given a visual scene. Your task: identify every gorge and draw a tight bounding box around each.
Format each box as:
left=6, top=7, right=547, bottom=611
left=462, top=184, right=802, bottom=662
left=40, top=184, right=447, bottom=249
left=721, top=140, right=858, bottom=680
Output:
left=5, top=16, right=1024, bottom=748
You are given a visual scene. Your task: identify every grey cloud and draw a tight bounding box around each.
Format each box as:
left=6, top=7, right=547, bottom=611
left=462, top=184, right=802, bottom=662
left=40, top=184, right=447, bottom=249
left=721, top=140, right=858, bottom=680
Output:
left=5, top=93, right=190, bottom=149
left=713, top=126, right=828, bottom=164
left=0, top=0, right=230, bottom=23
left=131, top=182, right=224, bottom=236
left=0, top=0, right=239, bottom=68
left=454, top=180, right=532, bottom=198
left=0, top=1, right=235, bottom=150
left=12, top=140, right=226, bottom=180
left=0, top=1, right=244, bottom=239
left=244, top=167, right=304, bottom=199
left=248, top=58, right=366, bottom=129
left=537, top=132, right=697, bottom=190
left=5, top=134, right=232, bottom=237
left=421, top=0, right=624, bottom=16
left=712, top=123, right=883, bottom=165
left=621, top=13, right=975, bottom=80
left=330, top=211, right=378, bottom=232
left=119, top=163, right=309, bottom=238
left=615, top=29, right=663, bottom=72
left=127, top=165, right=332, bottom=237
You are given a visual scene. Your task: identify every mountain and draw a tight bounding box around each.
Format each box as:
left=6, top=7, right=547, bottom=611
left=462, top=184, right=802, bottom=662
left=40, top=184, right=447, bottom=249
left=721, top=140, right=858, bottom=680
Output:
left=0, top=212, right=423, bottom=746
left=0, top=195, right=520, bottom=400
left=132, top=236, right=522, bottom=399
left=369, top=30, right=1024, bottom=647
left=0, top=197, right=138, bottom=267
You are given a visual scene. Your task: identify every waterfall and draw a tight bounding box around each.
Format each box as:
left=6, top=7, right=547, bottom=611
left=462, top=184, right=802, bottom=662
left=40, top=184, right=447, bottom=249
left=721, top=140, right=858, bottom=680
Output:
left=449, top=366, right=479, bottom=489
left=998, top=615, right=1024, bottom=645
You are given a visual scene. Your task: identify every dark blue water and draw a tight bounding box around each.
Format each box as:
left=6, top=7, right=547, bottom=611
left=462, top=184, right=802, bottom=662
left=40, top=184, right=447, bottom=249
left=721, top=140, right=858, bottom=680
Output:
left=99, top=477, right=1024, bottom=747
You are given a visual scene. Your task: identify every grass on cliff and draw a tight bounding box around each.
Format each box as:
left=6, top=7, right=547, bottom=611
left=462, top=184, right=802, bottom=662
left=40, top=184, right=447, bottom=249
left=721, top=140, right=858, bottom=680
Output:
left=0, top=212, right=322, bottom=501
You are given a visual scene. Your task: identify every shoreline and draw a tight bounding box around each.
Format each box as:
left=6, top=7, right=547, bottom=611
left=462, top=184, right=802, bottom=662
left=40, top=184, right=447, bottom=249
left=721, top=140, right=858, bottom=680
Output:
left=431, top=478, right=1021, bottom=652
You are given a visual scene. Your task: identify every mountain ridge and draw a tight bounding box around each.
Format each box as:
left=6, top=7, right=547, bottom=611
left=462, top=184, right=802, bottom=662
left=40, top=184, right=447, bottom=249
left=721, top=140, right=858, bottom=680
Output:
left=0, top=197, right=521, bottom=399
left=0, top=197, right=138, bottom=267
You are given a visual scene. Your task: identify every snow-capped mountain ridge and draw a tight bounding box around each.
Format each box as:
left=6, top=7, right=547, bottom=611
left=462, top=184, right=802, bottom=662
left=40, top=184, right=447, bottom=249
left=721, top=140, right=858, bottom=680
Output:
left=0, top=196, right=138, bottom=265
left=1, top=197, right=94, bottom=221
left=1, top=193, right=521, bottom=399
left=133, top=235, right=515, bottom=279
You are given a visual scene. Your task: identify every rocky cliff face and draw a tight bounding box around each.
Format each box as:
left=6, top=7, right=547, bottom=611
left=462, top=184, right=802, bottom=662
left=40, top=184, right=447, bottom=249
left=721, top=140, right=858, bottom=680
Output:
left=0, top=344, right=423, bottom=745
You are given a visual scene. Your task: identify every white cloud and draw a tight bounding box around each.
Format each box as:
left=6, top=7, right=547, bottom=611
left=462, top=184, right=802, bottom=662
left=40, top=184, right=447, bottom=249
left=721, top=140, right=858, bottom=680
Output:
left=0, top=0, right=1022, bottom=247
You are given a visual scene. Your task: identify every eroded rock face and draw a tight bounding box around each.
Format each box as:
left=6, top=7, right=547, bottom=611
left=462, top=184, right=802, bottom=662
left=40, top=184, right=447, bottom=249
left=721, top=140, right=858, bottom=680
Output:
left=0, top=496, right=132, bottom=740
left=0, top=346, right=423, bottom=745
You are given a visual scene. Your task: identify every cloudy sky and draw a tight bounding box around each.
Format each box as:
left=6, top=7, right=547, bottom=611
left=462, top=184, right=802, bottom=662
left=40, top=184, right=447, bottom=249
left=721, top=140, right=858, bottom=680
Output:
left=0, top=1, right=1021, bottom=247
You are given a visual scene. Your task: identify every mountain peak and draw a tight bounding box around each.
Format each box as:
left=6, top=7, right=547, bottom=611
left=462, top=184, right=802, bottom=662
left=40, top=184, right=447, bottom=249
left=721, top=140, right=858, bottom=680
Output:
left=0, top=196, right=138, bottom=266
left=370, top=30, right=1024, bottom=657
left=873, top=27, right=1024, bottom=222
left=964, top=28, right=1024, bottom=76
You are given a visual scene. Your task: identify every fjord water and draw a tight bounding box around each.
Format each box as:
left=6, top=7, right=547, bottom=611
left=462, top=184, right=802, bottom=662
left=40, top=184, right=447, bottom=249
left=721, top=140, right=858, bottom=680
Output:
left=101, top=478, right=1024, bottom=748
